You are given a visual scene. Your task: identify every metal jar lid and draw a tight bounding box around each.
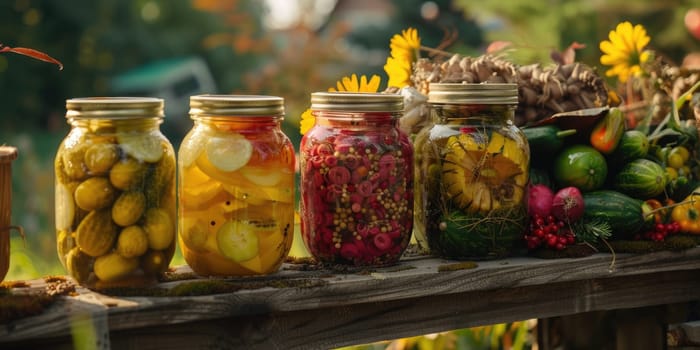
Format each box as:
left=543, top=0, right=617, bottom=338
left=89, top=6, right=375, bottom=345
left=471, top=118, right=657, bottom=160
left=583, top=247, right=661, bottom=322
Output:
left=428, top=83, right=518, bottom=105
left=65, top=97, right=164, bottom=119
left=311, top=92, right=403, bottom=113
left=189, top=94, right=285, bottom=118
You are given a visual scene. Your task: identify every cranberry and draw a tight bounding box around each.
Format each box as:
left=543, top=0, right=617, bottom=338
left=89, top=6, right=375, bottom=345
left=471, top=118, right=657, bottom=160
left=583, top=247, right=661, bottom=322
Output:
left=324, top=155, right=338, bottom=167
left=327, top=166, right=351, bottom=185
left=357, top=181, right=374, bottom=196
left=315, top=142, right=334, bottom=156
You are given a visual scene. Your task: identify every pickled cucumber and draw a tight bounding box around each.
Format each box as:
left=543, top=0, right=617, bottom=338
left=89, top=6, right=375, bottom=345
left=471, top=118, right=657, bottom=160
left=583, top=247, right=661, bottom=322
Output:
left=75, top=209, right=118, bottom=257
left=74, top=177, right=116, bottom=211
left=84, top=143, right=120, bottom=175
left=143, top=208, right=174, bottom=250
left=110, top=157, right=148, bottom=190
left=116, top=226, right=149, bottom=258
left=93, top=252, right=139, bottom=282
left=216, top=220, right=260, bottom=262
left=145, top=148, right=175, bottom=208
left=60, top=142, right=89, bottom=180
left=66, top=247, right=93, bottom=283
left=111, top=191, right=146, bottom=226
left=141, top=250, right=169, bottom=275
left=55, top=183, right=75, bottom=231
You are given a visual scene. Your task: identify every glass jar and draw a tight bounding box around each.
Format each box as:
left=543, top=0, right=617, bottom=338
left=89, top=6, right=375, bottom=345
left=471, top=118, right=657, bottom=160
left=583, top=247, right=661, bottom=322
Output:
left=55, top=97, right=176, bottom=288
left=178, top=95, right=295, bottom=276
left=300, top=92, right=413, bottom=266
left=414, top=83, right=529, bottom=259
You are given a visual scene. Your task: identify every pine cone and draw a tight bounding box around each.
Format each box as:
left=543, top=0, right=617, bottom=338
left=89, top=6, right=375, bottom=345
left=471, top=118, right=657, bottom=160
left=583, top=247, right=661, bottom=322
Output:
left=515, top=63, right=608, bottom=126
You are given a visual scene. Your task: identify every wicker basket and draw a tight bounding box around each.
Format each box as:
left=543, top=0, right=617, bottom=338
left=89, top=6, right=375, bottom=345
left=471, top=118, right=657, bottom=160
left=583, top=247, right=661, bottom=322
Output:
left=0, top=146, right=18, bottom=282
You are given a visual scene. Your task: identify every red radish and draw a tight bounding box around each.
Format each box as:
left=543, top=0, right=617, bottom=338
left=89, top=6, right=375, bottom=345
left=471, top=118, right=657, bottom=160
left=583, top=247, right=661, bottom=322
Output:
left=551, top=186, right=585, bottom=223
left=528, top=184, right=554, bottom=218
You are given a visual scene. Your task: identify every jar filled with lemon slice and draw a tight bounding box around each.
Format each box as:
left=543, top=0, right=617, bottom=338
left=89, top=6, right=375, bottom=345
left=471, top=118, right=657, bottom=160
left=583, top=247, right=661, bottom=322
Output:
left=300, top=92, right=413, bottom=266
left=178, top=95, right=295, bottom=276
left=413, top=83, right=529, bottom=259
left=55, top=97, right=176, bottom=288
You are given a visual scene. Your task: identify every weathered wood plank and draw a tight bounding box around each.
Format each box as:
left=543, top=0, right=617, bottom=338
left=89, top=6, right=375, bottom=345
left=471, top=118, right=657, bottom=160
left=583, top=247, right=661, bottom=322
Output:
left=1, top=247, right=699, bottom=349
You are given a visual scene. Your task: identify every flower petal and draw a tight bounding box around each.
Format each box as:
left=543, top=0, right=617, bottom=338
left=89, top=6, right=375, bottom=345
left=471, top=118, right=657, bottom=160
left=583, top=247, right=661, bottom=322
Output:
left=300, top=109, right=315, bottom=135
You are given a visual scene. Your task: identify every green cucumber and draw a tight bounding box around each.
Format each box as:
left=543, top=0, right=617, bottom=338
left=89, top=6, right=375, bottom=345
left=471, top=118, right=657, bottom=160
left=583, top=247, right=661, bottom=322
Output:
left=583, top=190, right=646, bottom=239
left=522, top=125, right=577, bottom=155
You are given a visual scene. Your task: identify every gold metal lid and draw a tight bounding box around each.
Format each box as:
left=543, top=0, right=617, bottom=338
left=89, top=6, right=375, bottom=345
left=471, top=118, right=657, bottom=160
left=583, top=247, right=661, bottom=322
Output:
left=311, top=92, right=403, bottom=112
left=428, top=83, right=518, bottom=105
left=189, top=94, right=285, bottom=118
left=65, top=97, right=164, bottom=119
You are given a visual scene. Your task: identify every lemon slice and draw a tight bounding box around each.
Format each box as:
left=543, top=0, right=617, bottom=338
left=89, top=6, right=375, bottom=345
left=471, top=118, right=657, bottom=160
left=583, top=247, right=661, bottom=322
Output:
left=216, top=220, right=260, bottom=262
left=181, top=165, right=212, bottom=187
left=55, top=183, right=75, bottom=230
left=205, top=135, right=252, bottom=172
left=180, top=217, right=210, bottom=252
left=241, top=166, right=282, bottom=187
left=118, top=133, right=164, bottom=163
left=181, top=180, right=223, bottom=209
left=222, top=183, right=271, bottom=206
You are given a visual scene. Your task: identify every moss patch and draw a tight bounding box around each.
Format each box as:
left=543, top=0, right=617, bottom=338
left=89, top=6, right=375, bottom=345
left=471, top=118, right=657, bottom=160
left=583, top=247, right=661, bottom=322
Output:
left=96, top=277, right=329, bottom=297
left=0, top=276, right=76, bottom=324
left=532, top=244, right=597, bottom=259
left=608, top=235, right=698, bottom=253
left=438, top=261, right=478, bottom=272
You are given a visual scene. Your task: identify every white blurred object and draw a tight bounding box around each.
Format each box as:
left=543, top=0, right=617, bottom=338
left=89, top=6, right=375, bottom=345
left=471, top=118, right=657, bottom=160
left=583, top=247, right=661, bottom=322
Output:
left=398, top=86, right=430, bottom=135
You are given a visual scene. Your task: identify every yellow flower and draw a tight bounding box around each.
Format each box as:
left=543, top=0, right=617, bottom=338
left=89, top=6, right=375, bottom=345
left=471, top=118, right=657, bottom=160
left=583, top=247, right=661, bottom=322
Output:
left=299, top=109, right=315, bottom=135
left=599, top=21, right=651, bottom=83
left=329, top=74, right=381, bottom=92
left=389, top=27, right=421, bottom=62
left=300, top=74, right=382, bottom=135
left=384, top=56, right=412, bottom=89
left=384, top=27, right=421, bottom=89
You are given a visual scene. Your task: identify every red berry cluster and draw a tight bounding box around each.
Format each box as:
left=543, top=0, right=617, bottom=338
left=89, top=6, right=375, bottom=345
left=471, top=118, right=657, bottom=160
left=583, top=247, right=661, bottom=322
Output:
left=637, top=222, right=681, bottom=242
left=524, top=214, right=576, bottom=250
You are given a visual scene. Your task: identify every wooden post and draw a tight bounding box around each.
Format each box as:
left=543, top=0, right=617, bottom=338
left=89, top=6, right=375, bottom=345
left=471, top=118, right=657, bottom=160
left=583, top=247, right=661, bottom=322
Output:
left=0, top=146, right=18, bottom=282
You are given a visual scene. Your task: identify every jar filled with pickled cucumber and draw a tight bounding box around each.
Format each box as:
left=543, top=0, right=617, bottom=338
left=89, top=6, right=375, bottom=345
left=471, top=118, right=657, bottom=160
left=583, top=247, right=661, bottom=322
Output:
left=300, top=92, right=413, bottom=266
left=178, top=95, right=295, bottom=276
left=55, top=97, right=176, bottom=288
left=413, top=83, right=529, bottom=259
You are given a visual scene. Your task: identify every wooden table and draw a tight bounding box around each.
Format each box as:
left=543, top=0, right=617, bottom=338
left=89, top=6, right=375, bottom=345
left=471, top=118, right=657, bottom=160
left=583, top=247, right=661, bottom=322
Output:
left=1, top=247, right=700, bottom=350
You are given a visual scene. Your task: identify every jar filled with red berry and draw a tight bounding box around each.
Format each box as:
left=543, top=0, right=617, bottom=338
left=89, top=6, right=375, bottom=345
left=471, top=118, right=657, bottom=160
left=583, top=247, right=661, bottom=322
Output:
left=300, top=92, right=413, bottom=266
left=413, top=83, right=529, bottom=259
left=178, top=95, right=295, bottom=276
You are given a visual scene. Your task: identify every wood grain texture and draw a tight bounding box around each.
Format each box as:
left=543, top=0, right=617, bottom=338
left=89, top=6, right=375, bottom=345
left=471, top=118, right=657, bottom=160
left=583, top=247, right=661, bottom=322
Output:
left=1, top=247, right=699, bottom=349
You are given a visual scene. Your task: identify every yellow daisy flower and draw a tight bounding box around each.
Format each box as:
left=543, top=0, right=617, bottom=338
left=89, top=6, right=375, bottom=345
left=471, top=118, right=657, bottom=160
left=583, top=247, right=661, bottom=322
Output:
left=389, top=27, right=421, bottom=62
left=329, top=74, right=381, bottom=92
left=599, top=21, right=651, bottom=83
left=384, top=56, right=412, bottom=89
left=384, top=27, right=421, bottom=89
left=300, top=74, right=382, bottom=135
